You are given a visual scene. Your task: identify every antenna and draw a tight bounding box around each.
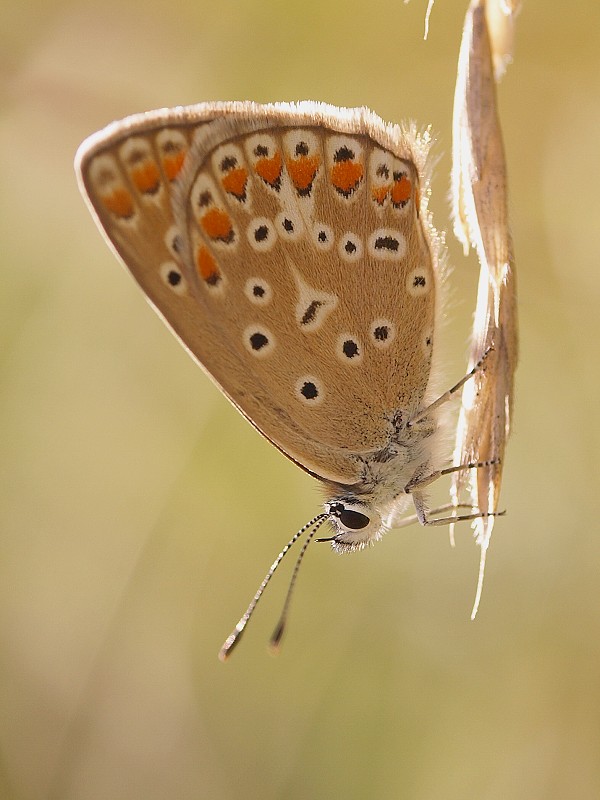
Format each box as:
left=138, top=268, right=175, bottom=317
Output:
left=269, top=515, right=327, bottom=652
left=218, top=513, right=326, bottom=661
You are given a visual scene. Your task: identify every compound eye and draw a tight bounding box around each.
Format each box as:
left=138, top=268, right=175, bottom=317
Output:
left=338, top=509, right=370, bottom=530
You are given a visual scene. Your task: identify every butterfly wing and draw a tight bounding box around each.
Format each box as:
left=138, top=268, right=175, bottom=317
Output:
left=76, top=102, right=441, bottom=486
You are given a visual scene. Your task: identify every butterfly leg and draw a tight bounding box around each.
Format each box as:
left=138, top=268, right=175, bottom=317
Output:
left=411, top=492, right=505, bottom=527
left=393, top=503, right=474, bottom=529
left=406, top=345, right=494, bottom=428
left=405, top=458, right=501, bottom=493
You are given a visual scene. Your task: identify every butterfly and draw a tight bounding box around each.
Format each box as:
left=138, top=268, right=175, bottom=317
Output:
left=76, top=101, right=497, bottom=658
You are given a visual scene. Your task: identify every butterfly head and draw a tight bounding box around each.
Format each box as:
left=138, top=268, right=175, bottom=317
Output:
left=320, top=497, right=387, bottom=552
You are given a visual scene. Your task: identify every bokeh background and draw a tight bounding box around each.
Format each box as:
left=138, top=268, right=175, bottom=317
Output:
left=2, top=1, right=599, bottom=798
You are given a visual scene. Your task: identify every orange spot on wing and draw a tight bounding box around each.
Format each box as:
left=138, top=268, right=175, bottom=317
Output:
left=391, top=175, right=412, bottom=205
left=101, top=187, right=135, bottom=219
left=221, top=167, right=248, bottom=198
left=196, top=246, right=220, bottom=284
left=163, top=151, right=186, bottom=181
left=131, top=162, right=160, bottom=194
left=331, top=161, right=363, bottom=194
left=255, top=153, right=282, bottom=186
left=200, top=208, right=233, bottom=241
left=371, top=185, right=390, bottom=205
left=286, top=155, right=320, bottom=191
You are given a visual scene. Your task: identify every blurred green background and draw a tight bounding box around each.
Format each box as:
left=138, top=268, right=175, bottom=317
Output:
left=2, top=1, right=599, bottom=798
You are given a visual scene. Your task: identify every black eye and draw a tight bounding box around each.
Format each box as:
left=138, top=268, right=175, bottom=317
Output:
left=339, top=509, right=370, bottom=530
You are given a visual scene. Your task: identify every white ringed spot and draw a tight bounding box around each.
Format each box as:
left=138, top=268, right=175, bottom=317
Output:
left=312, top=223, right=334, bottom=251
left=159, top=261, right=187, bottom=295
left=369, top=319, right=396, bottom=349
left=190, top=172, right=219, bottom=212
left=336, top=334, right=363, bottom=364
left=367, top=228, right=406, bottom=261
left=406, top=267, right=431, bottom=296
left=338, top=232, right=363, bottom=263
left=275, top=210, right=304, bottom=242
left=244, top=277, right=272, bottom=306
left=243, top=324, right=275, bottom=358
left=164, top=224, right=184, bottom=258
left=295, top=375, right=325, bottom=406
left=246, top=217, right=277, bottom=252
